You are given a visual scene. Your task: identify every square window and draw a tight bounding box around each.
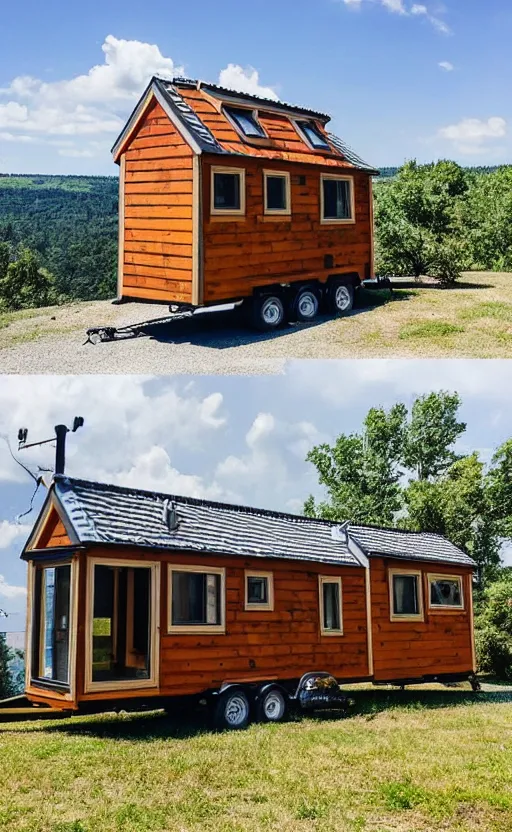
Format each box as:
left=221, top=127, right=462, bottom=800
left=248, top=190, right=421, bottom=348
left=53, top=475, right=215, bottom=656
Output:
left=225, top=107, right=266, bottom=138
left=321, top=177, right=353, bottom=222
left=390, top=572, right=423, bottom=619
left=211, top=168, right=245, bottom=216
left=429, top=575, right=464, bottom=609
left=245, top=572, right=273, bottom=610
left=319, top=577, right=343, bottom=634
left=264, top=171, right=291, bottom=215
left=296, top=120, right=331, bottom=151
left=169, top=568, right=224, bottom=631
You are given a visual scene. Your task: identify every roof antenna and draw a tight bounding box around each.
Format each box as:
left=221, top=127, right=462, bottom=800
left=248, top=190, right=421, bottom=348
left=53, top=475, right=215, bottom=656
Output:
left=17, top=417, right=84, bottom=476
left=162, top=499, right=179, bottom=532
left=331, top=520, right=350, bottom=543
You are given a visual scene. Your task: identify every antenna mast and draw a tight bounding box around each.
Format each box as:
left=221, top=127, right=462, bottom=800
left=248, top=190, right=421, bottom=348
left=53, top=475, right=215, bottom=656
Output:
left=17, top=417, right=84, bottom=476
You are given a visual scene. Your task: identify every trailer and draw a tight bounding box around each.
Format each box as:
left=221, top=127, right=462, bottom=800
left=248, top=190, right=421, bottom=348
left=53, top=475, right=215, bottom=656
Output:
left=18, top=476, right=478, bottom=730
left=108, top=77, right=380, bottom=333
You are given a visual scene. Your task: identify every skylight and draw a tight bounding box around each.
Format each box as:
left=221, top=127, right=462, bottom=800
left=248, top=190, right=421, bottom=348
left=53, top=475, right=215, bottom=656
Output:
left=225, top=107, right=266, bottom=139
left=296, top=120, right=331, bottom=151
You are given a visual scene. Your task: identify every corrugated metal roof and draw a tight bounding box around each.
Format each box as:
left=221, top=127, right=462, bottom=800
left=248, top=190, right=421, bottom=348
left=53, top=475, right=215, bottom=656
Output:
left=53, top=477, right=359, bottom=567
left=349, top=525, right=475, bottom=567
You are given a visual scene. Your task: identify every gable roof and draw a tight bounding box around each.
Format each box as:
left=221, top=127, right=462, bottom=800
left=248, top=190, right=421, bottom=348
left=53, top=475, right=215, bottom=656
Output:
left=349, top=524, right=476, bottom=568
left=24, top=477, right=475, bottom=570
left=112, top=77, right=378, bottom=174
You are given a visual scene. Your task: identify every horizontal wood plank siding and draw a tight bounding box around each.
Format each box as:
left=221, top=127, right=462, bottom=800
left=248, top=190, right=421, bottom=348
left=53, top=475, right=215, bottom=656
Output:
left=370, top=557, right=474, bottom=682
left=76, top=548, right=369, bottom=702
left=201, top=155, right=372, bottom=304
left=121, top=99, right=194, bottom=304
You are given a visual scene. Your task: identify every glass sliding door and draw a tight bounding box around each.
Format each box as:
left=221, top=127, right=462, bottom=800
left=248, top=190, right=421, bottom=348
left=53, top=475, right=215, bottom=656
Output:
left=32, top=563, right=72, bottom=686
left=91, top=563, right=153, bottom=684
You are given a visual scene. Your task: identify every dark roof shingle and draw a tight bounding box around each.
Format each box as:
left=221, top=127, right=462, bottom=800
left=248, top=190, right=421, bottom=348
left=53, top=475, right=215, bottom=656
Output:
left=349, top=524, right=475, bottom=567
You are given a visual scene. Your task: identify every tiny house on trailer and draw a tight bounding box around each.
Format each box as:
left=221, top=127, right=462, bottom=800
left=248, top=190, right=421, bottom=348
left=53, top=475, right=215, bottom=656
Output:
left=112, top=77, right=379, bottom=330
left=21, top=477, right=477, bottom=729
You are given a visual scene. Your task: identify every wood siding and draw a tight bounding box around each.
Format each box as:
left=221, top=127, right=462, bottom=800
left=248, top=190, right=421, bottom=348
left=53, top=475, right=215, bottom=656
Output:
left=370, top=557, right=474, bottom=682
left=121, top=98, right=194, bottom=304
left=201, top=156, right=372, bottom=304
left=32, top=506, right=72, bottom=549
left=75, top=548, right=369, bottom=703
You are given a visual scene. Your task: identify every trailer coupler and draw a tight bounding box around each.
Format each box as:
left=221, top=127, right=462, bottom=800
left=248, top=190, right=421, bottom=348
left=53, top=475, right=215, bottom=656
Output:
left=361, top=276, right=393, bottom=293
left=84, top=310, right=195, bottom=345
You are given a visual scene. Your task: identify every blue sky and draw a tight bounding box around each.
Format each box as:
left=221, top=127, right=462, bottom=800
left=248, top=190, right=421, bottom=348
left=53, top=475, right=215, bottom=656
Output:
left=0, top=0, right=510, bottom=174
left=1, top=359, right=512, bottom=631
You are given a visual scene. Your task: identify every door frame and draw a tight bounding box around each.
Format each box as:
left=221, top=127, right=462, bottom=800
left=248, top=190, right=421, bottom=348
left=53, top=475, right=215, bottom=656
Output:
left=84, top=557, right=161, bottom=694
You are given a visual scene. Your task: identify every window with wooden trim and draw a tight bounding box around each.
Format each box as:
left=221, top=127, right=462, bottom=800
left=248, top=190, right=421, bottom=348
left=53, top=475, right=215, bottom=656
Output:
left=389, top=570, right=424, bottom=621
left=32, top=563, right=72, bottom=686
left=263, top=170, right=291, bottom=215
left=296, top=120, right=331, bottom=151
left=225, top=106, right=266, bottom=139
left=319, top=576, right=343, bottom=635
left=321, top=175, right=354, bottom=224
left=168, top=565, right=225, bottom=633
left=428, top=574, right=464, bottom=610
left=245, top=571, right=274, bottom=610
left=211, top=167, right=246, bottom=216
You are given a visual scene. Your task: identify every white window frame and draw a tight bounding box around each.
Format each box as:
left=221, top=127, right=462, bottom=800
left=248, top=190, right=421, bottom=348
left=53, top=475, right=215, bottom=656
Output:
left=223, top=106, right=268, bottom=141
left=427, top=573, right=465, bottom=612
left=263, top=170, right=291, bottom=216
left=292, top=118, right=332, bottom=152
left=85, top=557, right=161, bottom=694
left=210, top=166, right=246, bottom=216
left=320, top=174, right=355, bottom=225
left=168, top=564, right=226, bottom=634
left=318, top=576, right=344, bottom=636
left=245, top=570, right=274, bottom=611
left=389, top=569, right=424, bottom=622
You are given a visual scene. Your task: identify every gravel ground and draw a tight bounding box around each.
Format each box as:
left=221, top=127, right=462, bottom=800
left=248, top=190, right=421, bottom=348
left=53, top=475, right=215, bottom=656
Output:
left=1, top=271, right=511, bottom=374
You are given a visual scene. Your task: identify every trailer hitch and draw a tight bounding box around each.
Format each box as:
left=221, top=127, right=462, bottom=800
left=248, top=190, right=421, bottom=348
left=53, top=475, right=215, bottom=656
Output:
left=84, top=310, right=195, bottom=345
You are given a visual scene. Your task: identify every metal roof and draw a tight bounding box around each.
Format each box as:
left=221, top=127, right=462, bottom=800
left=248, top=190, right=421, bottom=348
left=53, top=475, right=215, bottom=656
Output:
left=53, top=477, right=359, bottom=567
left=349, top=525, right=476, bottom=567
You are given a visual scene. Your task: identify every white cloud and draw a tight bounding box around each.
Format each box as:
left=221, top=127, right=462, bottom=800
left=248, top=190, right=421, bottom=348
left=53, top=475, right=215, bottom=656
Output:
left=217, top=64, right=279, bottom=100
left=0, top=521, right=30, bottom=549
left=438, top=61, right=454, bottom=72
left=0, top=574, right=26, bottom=599
left=438, top=116, right=507, bottom=154
left=58, top=148, right=96, bottom=158
left=340, top=0, right=449, bottom=31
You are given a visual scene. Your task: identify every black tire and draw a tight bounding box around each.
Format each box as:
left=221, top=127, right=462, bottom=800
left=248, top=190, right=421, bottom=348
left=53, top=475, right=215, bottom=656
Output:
left=326, top=281, right=354, bottom=315
left=257, top=686, right=289, bottom=724
left=250, top=294, right=285, bottom=331
left=291, top=287, right=320, bottom=323
left=214, top=688, right=251, bottom=731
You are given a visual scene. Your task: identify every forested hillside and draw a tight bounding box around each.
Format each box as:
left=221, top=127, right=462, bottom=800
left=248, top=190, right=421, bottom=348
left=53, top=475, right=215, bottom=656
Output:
left=0, top=174, right=118, bottom=300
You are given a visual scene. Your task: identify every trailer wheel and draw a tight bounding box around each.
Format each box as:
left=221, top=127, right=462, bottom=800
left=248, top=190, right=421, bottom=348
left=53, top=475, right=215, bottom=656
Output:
left=292, top=288, right=320, bottom=323
left=251, top=294, right=285, bottom=331
left=257, top=686, right=289, bottom=723
left=327, top=281, right=354, bottom=315
left=214, top=688, right=251, bottom=731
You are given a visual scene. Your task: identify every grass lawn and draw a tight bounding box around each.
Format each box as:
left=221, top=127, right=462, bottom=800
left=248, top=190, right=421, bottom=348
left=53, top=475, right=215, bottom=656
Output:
left=1, top=686, right=512, bottom=832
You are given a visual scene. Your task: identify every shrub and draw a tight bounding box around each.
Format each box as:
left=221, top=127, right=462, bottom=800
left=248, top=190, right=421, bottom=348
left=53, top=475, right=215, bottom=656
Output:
left=0, top=247, right=58, bottom=311
left=475, top=574, right=512, bottom=680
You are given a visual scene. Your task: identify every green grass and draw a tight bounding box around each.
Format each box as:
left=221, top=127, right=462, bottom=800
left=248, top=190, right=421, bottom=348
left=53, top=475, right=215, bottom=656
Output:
left=399, top=321, right=465, bottom=340
left=1, top=689, right=512, bottom=831
left=458, top=301, right=512, bottom=323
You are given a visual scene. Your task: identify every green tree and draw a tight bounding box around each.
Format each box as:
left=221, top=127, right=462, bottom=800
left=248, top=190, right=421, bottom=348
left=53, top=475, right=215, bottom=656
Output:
left=0, top=633, right=16, bottom=699
left=0, top=247, right=57, bottom=311
left=462, top=166, right=512, bottom=271
left=475, top=574, right=512, bottom=680
left=402, top=391, right=466, bottom=479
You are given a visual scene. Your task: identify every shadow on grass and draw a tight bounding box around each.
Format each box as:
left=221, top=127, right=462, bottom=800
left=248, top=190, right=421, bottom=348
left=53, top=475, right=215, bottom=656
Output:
left=5, top=685, right=512, bottom=741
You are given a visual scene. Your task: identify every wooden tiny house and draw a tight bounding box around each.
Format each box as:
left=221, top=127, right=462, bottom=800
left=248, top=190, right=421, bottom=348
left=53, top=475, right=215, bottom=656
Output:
left=112, top=78, right=379, bottom=329
left=20, top=477, right=477, bottom=728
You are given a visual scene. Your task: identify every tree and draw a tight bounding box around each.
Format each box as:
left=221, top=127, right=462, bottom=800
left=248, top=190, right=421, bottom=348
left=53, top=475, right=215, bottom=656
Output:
left=305, top=391, right=510, bottom=583
left=475, top=574, right=512, bottom=680
left=0, top=633, right=16, bottom=699
left=0, top=247, right=57, bottom=311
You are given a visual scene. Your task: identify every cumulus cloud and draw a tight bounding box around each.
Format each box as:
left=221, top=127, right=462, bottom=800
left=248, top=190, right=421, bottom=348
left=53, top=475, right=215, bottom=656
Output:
left=340, top=0, right=450, bottom=32
left=0, top=575, right=26, bottom=599
left=438, top=116, right=507, bottom=154
left=217, top=64, right=279, bottom=100
left=438, top=61, right=454, bottom=72
left=0, top=521, right=31, bottom=549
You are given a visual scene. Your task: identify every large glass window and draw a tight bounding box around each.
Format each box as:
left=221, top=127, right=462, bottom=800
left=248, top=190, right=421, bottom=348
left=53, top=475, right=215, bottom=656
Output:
left=32, top=564, right=71, bottom=685
left=169, top=567, right=224, bottom=631
left=321, top=176, right=354, bottom=222
left=211, top=167, right=245, bottom=215
left=390, top=572, right=423, bottom=619
left=319, top=577, right=343, bottom=634
left=91, top=564, right=152, bottom=683
left=429, top=575, right=464, bottom=609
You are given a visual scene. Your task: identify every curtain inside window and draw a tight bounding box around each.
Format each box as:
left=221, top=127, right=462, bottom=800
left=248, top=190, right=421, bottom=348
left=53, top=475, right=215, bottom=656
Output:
left=323, top=582, right=341, bottom=630
left=172, top=571, right=221, bottom=625
left=393, top=575, right=419, bottom=615
left=430, top=579, right=462, bottom=606
left=323, top=179, right=351, bottom=220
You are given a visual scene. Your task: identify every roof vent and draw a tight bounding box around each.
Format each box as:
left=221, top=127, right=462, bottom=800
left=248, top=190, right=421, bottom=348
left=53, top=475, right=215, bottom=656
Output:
left=163, top=499, right=179, bottom=532
left=331, top=522, right=349, bottom=544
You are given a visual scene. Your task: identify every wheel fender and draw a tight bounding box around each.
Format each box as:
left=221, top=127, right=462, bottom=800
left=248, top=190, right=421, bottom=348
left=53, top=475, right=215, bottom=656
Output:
left=254, top=682, right=290, bottom=704
left=327, top=272, right=360, bottom=289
